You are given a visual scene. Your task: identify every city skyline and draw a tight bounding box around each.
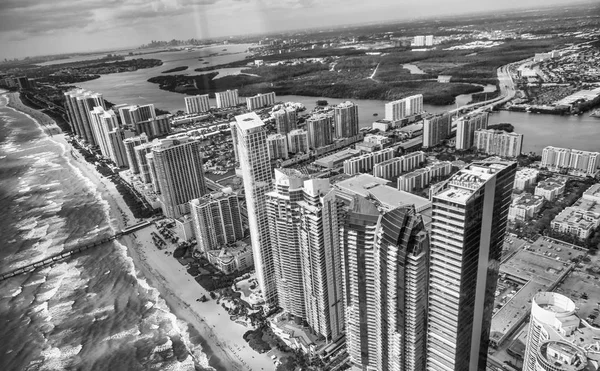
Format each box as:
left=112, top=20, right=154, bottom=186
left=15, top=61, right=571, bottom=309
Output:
left=0, top=0, right=592, bottom=59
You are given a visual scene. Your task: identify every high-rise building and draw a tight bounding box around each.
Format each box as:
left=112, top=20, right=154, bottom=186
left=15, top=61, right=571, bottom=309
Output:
left=423, top=112, right=452, bottom=148
left=427, top=159, right=516, bottom=371
left=287, top=129, right=309, bottom=154
left=215, top=89, right=239, bottom=109
left=189, top=188, right=244, bottom=254
left=266, top=169, right=307, bottom=320
left=150, top=134, right=207, bottom=218
left=134, top=115, right=171, bottom=139
left=185, top=94, right=211, bottom=114
left=246, top=92, right=276, bottom=111
left=123, top=133, right=149, bottom=173
left=273, top=107, right=297, bottom=135
left=541, top=146, right=600, bottom=176
left=385, top=94, right=423, bottom=121
left=523, top=292, right=599, bottom=371
left=340, top=196, right=429, bottom=371
left=425, top=35, right=434, bottom=46
left=333, top=101, right=359, bottom=139
left=89, top=106, right=128, bottom=167
left=63, top=88, right=105, bottom=145
left=455, top=112, right=489, bottom=150
left=307, top=113, right=334, bottom=149
left=233, top=112, right=276, bottom=304
left=266, top=134, right=289, bottom=160
left=118, top=104, right=156, bottom=127
left=134, top=142, right=154, bottom=184
left=413, top=35, right=426, bottom=47
left=298, top=181, right=344, bottom=341
left=474, top=129, right=523, bottom=158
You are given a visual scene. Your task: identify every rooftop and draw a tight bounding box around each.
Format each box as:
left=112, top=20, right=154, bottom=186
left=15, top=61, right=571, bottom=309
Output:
left=436, top=160, right=511, bottom=204
left=234, top=112, right=265, bottom=131
left=512, top=193, right=545, bottom=208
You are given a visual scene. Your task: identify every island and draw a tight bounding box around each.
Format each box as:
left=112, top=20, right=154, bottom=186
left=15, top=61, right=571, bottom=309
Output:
left=162, top=66, right=188, bottom=73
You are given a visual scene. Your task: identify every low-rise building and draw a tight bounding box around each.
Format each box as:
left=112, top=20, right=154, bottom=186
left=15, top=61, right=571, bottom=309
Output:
left=514, top=168, right=539, bottom=191
left=508, top=193, right=545, bottom=222
left=551, top=207, right=600, bottom=240
left=535, top=176, right=567, bottom=201
left=582, top=183, right=600, bottom=203
left=373, top=151, right=425, bottom=180
left=206, top=241, right=254, bottom=274
left=397, top=161, right=453, bottom=192
left=343, top=148, right=394, bottom=175
left=314, top=148, right=360, bottom=169
left=363, top=134, right=391, bottom=147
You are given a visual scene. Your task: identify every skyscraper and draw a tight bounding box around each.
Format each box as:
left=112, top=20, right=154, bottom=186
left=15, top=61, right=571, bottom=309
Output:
left=119, top=104, right=156, bottom=127
left=123, top=133, right=149, bottom=173
left=307, top=113, right=334, bottom=149
left=340, top=196, right=429, bottom=371
left=273, top=107, right=297, bottom=135
left=427, top=159, right=516, bottom=371
left=215, top=89, right=239, bottom=109
left=423, top=112, right=452, bottom=148
left=189, top=188, right=244, bottom=254
left=474, top=129, right=523, bottom=158
left=233, top=112, right=276, bottom=304
left=185, top=94, right=211, bottom=114
left=89, top=107, right=128, bottom=167
left=266, top=169, right=307, bottom=320
left=134, top=142, right=154, bottom=184
left=266, top=134, right=289, bottom=160
left=150, top=134, right=207, bottom=218
left=63, top=88, right=105, bottom=145
left=287, top=129, right=309, bottom=154
left=134, top=115, right=171, bottom=139
left=385, top=94, right=423, bottom=122
left=246, top=92, right=276, bottom=111
left=298, top=181, right=345, bottom=341
left=333, top=101, right=359, bottom=139
left=455, top=112, right=489, bottom=150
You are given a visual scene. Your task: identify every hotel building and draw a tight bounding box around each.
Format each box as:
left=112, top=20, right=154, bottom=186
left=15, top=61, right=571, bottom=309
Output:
left=89, top=106, right=128, bottom=167
left=427, top=159, right=516, bottom=371
left=513, top=168, right=539, bottom=191
left=397, top=161, right=453, bottom=193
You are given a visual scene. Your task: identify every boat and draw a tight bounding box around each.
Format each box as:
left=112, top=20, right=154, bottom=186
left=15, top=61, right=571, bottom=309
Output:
left=373, top=113, right=378, bottom=116
left=316, top=100, right=328, bottom=106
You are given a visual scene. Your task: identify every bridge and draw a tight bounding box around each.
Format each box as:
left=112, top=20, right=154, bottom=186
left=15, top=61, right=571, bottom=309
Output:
left=0, top=220, right=154, bottom=281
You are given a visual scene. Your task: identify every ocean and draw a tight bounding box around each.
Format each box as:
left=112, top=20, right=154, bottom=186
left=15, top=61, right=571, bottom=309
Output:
left=0, top=93, right=210, bottom=370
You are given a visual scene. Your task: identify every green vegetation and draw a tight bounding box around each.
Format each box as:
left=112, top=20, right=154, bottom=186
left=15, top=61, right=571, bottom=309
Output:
left=162, top=66, right=188, bottom=73
left=243, top=327, right=271, bottom=353
left=487, top=123, right=514, bottom=132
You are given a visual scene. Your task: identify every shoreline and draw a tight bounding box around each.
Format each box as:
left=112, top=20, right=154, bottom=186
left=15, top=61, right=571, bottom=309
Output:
left=2, top=91, right=273, bottom=371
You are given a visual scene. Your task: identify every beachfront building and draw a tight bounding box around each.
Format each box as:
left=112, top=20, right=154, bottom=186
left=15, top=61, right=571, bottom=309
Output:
left=189, top=188, right=244, bottom=254
left=307, top=113, right=334, bottom=149
left=508, top=193, right=545, bottom=222
left=273, top=107, right=297, bottom=135
left=333, top=101, right=359, bottom=139
left=343, top=148, right=395, bottom=175
left=514, top=168, right=539, bottom=191
left=266, top=133, right=289, bottom=160
left=523, top=292, right=600, bottom=371
left=287, top=129, right=309, bottom=154
left=123, top=133, right=149, bottom=174
left=150, top=134, right=207, bottom=218
left=423, top=112, right=452, bottom=148
left=185, top=94, right=210, bottom=114
left=535, top=176, right=567, bottom=202
left=397, top=161, right=453, bottom=193
left=119, top=104, right=157, bottom=128
left=246, top=92, right=276, bottom=111
left=266, top=169, right=308, bottom=320
left=427, top=159, right=516, bottom=371
left=233, top=112, right=277, bottom=305
left=385, top=94, right=423, bottom=122
left=134, top=142, right=154, bottom=184
left=63, top=88, right=106, bottom=145
left=541, top=146, right=600, bottom=176
left=340, top=195, right=429, bottom=371
left=455, top=112, right=489, bottom=150
left=134, top=115, right=171, bottom=139
left=206, top=241, right=253, bottom=274
left=89, top=106, right=128, bottom=167
left=474, top=129, right=523, bottom=158
left=215, top=89, right=239, bottom=109
left=298, top=180, right=345, bottom=341
left=372, top=151, right=425, bottom=180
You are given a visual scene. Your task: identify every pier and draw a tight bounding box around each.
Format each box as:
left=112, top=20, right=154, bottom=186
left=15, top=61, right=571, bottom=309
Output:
left=0, top=220, right=153, bottom=281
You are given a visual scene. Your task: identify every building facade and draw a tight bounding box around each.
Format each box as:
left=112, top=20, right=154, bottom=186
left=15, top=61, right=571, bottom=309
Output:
left=246, top=92, right=276, bottom=111
left=455, top=112, right=489, bottom=150
left=64, top=88, right=106, bottom=145
left=233, top=112, right=277, bottom=304
left=385, top=94, right=423, bottom=122
left=185, top=94, right=211, bottom=114
left=514, top=168, right=539, bottom=191
left=274, top=107, right=297, bottom=135
left=266, top=133, right=289, bottom=160
left=189, top=188, right=244, bottom=254
left=508, top=193, right=545, bottom=222
left=150, top=134, right=207, bottom=218
left=423, top=112, right=452, bottom=148
left=287, top=129, right=309, bottom=154
left=215, top=89, right=239, bottom=109
left=427, top=160, right=516, bottom=371
left=541, top=146, right=600, bottom=176
left=333, top=101, right=359, bottom=139
left=397, top=161, right=453, bottom=193
left=123, top=133, right=149, bottom=174
left=373, top=151, right=425, bottom=180
left=307, top=113, right=334, bottom=149
left=474, top=129, right=523, bottom=158
left=343, top=148, right=395, bottom=175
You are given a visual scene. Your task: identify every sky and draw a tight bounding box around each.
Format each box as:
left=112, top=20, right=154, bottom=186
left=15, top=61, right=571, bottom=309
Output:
left=0, top=0, right=585, bottom=60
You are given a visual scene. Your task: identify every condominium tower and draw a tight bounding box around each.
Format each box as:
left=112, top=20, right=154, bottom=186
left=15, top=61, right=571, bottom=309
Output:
left=150, top=134, right=207, bottom=218
left=385, top=94, right=423, bottom=121
left=340, top=196, right=429, bottom=371
left=474, top=129, right=523, bottom=158
left=427, top=159, right=516, bottom=371
left=273, top=107, right=297, bottom=135
left=307, top=113, right=334, bottom=149
left=123, top=133, right=149, bottom=174
left=233, top=112, right=276, bottom=304
left=64, top=88, right=106, bottom=145
left=423, top=112, right=452, bottom=148
left=287, top=129, right=309, bottom=154
left=189, top=188, right=244, bottom=254
left=89, top=106, right=128, bottom=167
left=185, top=94, right=211, bottom=114
left=215, top=89, right=239, bottom=109
left=333, top=101, right=359, bottom=139
left=455, top=112, right=489, bottom=150
left=246, top=92, right=276, bottom=111
left=266, top=134, right=289, bottom=160
left=541, top=146, right=600, bottom=176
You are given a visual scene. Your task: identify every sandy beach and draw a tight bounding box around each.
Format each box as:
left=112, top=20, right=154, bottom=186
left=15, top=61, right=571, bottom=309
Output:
left=4, top=92, right=275, bottom=371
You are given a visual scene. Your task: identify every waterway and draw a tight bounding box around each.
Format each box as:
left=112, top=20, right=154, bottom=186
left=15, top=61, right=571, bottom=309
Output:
left=75, top=46, right=600, bottom=155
